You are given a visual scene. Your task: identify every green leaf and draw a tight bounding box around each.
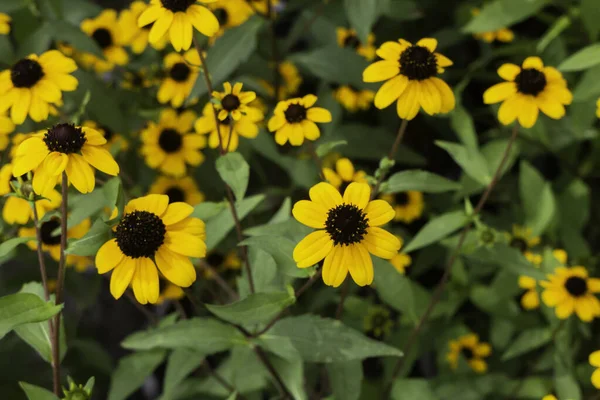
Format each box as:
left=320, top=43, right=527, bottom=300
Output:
left=240, top=235, right=310, bottom=277
left=573, top=65, right=600, bottom=101
left=463, top=0, right=547, bottom=34
left=315, top=140, right=347, bottom=158
left=0, top=236, right=34, bottom=258
left=206, top=291, right=295, bottom=326
left=103, top=176, right=124, bottom=222
left=559, top=43, right=600, bottom=72
left=52, top=22, right=104, bottom=58
left=216, top=152, right=250, bottom=202
left=469, top=244, right=546, bottom=280
left=19, top=382, right=59, bottom=400
left=108, top=350, right=167, bottom=400
left=0, top=293, right=62, bottom=339
left=450, top=107, right=479, bottom=150
left=271, top=356, right=307, bottom=400
left=17, top=22, right=53, bottom=58
left=344, top=0, right=378, bottom=44
left=436, top=141, right=491, bottom=185
left=121, top=318, right=246, bottom=353
left=191, top=201, right=226, bottom=220
left=391, top=379, right=439, bottom=400
left=582, top=0, right=600, bottom=41
left=65, top=219, right=111, bottom=256
left=385, top=170, right=460, bottom=193
left=66, top=189, right=107, bottom=230
left=555, top=373, right=582, bottom=400
left=519, top=161, right=556, bottom=236
left=264, top=315, right=403, bottom=363
left=163, top=349, right=205, bottom=398
left=403, top=210, right=467, bottom=253
left=502, top=328, right=551, bottom=360
left=481, top=138, right=520, bottom=179
left=326, top=361, right=363, bottom=400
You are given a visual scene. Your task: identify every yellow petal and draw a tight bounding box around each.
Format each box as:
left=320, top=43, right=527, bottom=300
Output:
left=522, top=56, right=544, bottom=70
left=268, top=114, right=286, bottom=132
left=126, top=194, right=169, bottom=216
left=363, top=60, right=400, bottom=83
left=155, top=245, right=197, bottom=287
left=322, top=245, right=348, bottom=287
left=592, top=368, right=600, bottom=389
left=536, top=93, right=565, bottom=120
left=306, top=107, right=332, bottom=123
left=497, top=94, right=522, bottom=126
left=342, top=182, right=370, bottom=210
left=396, top=81, right=420, bottom=120
left=81, top=145, right=120, bottom=175
left=187, top=4, right=219, bottom=37
left=364, top=200, right=396, bottom=226
left=362, top=227, right=401, bottom=259
left=165, top=230, right=206, bottom=258
left=132, top=257, right=160, bottom=304
left=521, top=290, right=540, bottom=310
left=301, top=120, right=320, bottom=141
left=110, top=257, right=136, bottom=300
left=162, top=202, right=194, bottom=225
left=497, top=63, right=520, bottom=81
left=309, top=182, right=342, bottom=210
left=12, top=139, right=49, bottom=176
left=517, top=96, right=539, bottom=128
left=96, top=239, right=123, bottom=274
left=589, top=350, right=600, bottom=367
left=65, top=154, right=95, bottom=193
left=336, top=158, right=355, bottom=182
left=374, top=75, right=408, bottom=109
left=293, top=230, right=334, bottom=268
left=292, top=200, right=327, bottom=229
left=416, top=38, right=437, bottom=52
left=483, top=82, right=517, bottom=104
left=430, top=77, right=455, bottom=113
left=418, top=79, right=442, bottom=115
left=376, top=41, right=404, bottom=61
left=149, top=10, right=173, bottom=45
left=347, top=244, right=373, bottom=286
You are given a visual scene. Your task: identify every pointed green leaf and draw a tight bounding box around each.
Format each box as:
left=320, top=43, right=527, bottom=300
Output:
left=502, top=328, right=552, bottom=360
left=206, top=291, right=295, bottom=326
left=344, top=0, right=378, bottom=44
left=403, top=210, right=467, bottom=253
left=19, top=382, right=59, bottom=400
left=385, top=170, right=460, bottom=193
left=0, top=293, right=62, bottom=339
left=558, top=43, right=600, bottom=72
left=108, top=350, right=167, bottom=400
left=216, top=152, right=249, bottom=202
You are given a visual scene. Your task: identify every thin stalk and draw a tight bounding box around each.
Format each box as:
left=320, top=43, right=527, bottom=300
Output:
left=267, top=0, right=280, bottom=101
left=254, top=346, right=294, bottom=399
left=202, top=359, right=247, bottom=400
left=335, top=279, right=349, bottom=320
left=307, top=141, right=324, bottom=180
left=372, top=119, right=409, bottom=199
left=200, top=260, right=238, bottom=301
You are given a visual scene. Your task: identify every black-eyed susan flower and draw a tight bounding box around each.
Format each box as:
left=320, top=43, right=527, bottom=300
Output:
left=0, top=51, right=78, bottom=124
left=0, top=13, right=10, bottom=35
left=137, top=0, right=219, bottom=52
left=122, top=68, right=157, bottom=90
left=322, top=157, right=367, bottom=191
left=268, top=95, right=332, bottom=146
left=140, top=109, right=205, bottom=176
left=158, top=50, right=200, bottom=108
left=471, top=9, right=514, bottom=43
left=157, top=281, right=185, bottom=304
left=364, top=305, right=393, bottom=339
left=333, top=85, right=374, bottom=112
left=212, top=82, right=258, bottom=121
left=12, top=123, right=120, bottom=196
left=447, top=333, right=491, bottom=374
left=121, top=1, right=169, bottom=54
left=0, top=113, right=15, bottom=150
left=507, top=225, right=542, bottom=265
left=95, top=194, right=206, bottom=304
left=541, top=266, right=600, bottom=321
left=20, top=217, right=91, bottom=270
left=149, top=175, right=205, bottom=205
left=194, top=103, right=262, bottom=152
left=337, top=28, right=376, bottom=61
left=209, top=0, right=253, bottom=38
left=292, top=182, right=401, bottom=287
left=82, top=120, right=128, bottom=153
left=518, top=276, right=539, bottom=310
left=380, top=191, right=424, bottom=224
left=483, top=57, right=572, bottom=128
left=259, top=61, right=302, bottom=99
left=80, top=10, right=131, bottom=73
left=390, top=236, right=411, bottom=274
left=363, top=38, right=455, bottom=120
left=589, top=350, right=600, bottom=389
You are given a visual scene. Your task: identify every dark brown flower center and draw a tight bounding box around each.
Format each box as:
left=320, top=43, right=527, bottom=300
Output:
left=395, top=192, right=409, bottom=206
left=161, top=0, right=196, bottom=12
left=170, top=62, right=191, bottom=82
left=100, top=124, right=114, bottom=141
left=284, top=104, right=307, bottom=123
left=43, top=123, right=87, bottom=154
left=40, top=219, right=62, bottom=246
left=343, top=34, right=361, bottom=49
left=92, top=28, right=113, bottom=49
left=509, top=238, right=528, bottom=253
left=165, top=186, right=185, bottom=203
left=515, top=68, right=547, bottom=96
left=325, top=203, right=369, bottom=245
left=221, top=94, right=241, bottom=111
left=214, top=8, right=229, bottom=25
left=158, top=128, right=183, bottom=153
left=565, top=276, right=587, bottom=297
left=206, top=252, right=225, bottom=267
left=115, top=211, right=166, bottom=258
left=399, top=45, right=438, bottom=81
left=11, top=58, right=44, bottom=88
left=461, top=347, right=474, bottom=360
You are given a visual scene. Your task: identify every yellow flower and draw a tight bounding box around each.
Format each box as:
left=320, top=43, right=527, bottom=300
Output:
left=292, top=182, right=400, bottom=287
left=596, top=98, right=600, bottom=118
left=390, top=236, right=411, bottom=274
left=268, top=95, right=332, bottom=146
left=80, top=10, right=131, bottom=73
left=158, top=50, right=201, bottom=108
left=323, top=158, right=367, bottom=190
left=19, top=217, right=91, bottom=270
left=157, top=282, right=185, bottom=304
left=149, top=175, right=205, bottom=205
left=541, top=266, right=600, bottom=321
left=507, top=225, right=541, bottom=265
left=138, top=0, right=219, bottom=52
left=589, top=350, right=600, bottom=389
left=447, top=333, right=491, bottom=374
left=333, top=85, right=374, bottom=112
left=246, top=0, right=280, bottom=15
left=259, top=61, right=302, bottom=99
left=379, top=191, right=424, bottom=224
left=82, top=120, right=128, bottom=153
left=12, top=123, right=120, bottom=196
left=471, top=9, right=514, bottom=43
left=120, top=1, right=169, bottom=54
left=0, top=112, right=15, bottom=150
left=194, top=102, right=262, bottom=152
left=140, top=109, right=205, bottom=176
left=483, top=57, right=572, bottom=128
left=364, top=305, right=393, bottom=338
left=0, top=13, right=10, bottom=35
left=363, top=38, right=455, bottom=120
left=212, top=82, right=259, bottom=121
left=209, top=0, right=253, bottom=37
left=122, top=68, right=157, bottom=90
left=542, top=395, right=557, bottom=400
left=337, top=28, right=376, bottom=61
left=95, top=194, right=207, bottom=304
left=552, top=248, right=568, bottom=264
left=206, top=250, right=242, bottom=271
left=518, top=276, right=539, bottom=310
left=0, top=50, right=78, bottom=124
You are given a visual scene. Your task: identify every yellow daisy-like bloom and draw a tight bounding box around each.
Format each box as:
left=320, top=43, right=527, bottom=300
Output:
left=390, top=236, right=411, bottom=274
left=82, top=120, right=128, bottom=153
left=292, top=182, right=401, bottom=287
left=0, top=13, right=11, bottom=35
left=267, top=95, right=332, bottom=146
left=380, top=191, right=424, bottom=224
left=589, top=350, right=600, bottom=389
left=121, top=1, right=169, bottom=54
left=363, top=305, right=393, bottom=339
left=260, top=61, right=302, bottom=100
left=138, top=0, right=219, bottom=52
left=337, top=28, right=376, bottom=61
left=0, top=50, right=78, bottom=124
left=518, top=275, right=540, bottom=310
left=20, top=217, right=91, bottom=270
left=0, top=112, right=15, bottom=150
left=447, top=333, right=491, bottom=374
left=158, top=50, right=200, bottom=108
left=209, top=0, right=253, bottom=37
left=194, top=103, right=262, bottom=152
left=0, top=164, right=61, bottom=225
left=483, top=57, right=572, bottom=128
left=363, top=38, right=455, bottom=120
left=212, top=82, right=258, bottom=121
left=12, top=123, right=120, bottom=196
left=507, top=225, right=541, bottom=265
left=149, top=175, right=205, bottom=205
left=157, top=281, right=185, bottom=304
left=95, top=194, right=207, bottom=304
left=471, top=9, right=514, bottom=43
left=323, top=157, right=367, bottom=191
left=541, top=266, right=600, bottom=321
left=333, top=85, right=375, bottom=112
left=80, top=10, right=131, bottom=73
left=140, top=109, right=205, bottom=176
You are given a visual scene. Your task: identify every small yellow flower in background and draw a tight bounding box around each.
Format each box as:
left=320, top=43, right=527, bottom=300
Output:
left=483, top=57, right=572, bottom=128
left=12, top=123, right=120, bottom=196
left=337, top=28, right=376, bottom=61
left=206, top=250, right=242, bottom=273
left=82, top=120, right=128, bottom=153
left=323, top=157, right=367, bottom=190
left=390, top=236, right=411, bottom=274
left=122, top=68, right=157, bottom=90
left=194, top=102, right=262, bottom=151
left=471, top=9, right=514, bottom=43
left=507, top=225, right=541, bottom=265
left=0, top=13, right=11, bottom=35
left=95, top=194, right=207, bottom=304
left=140, top=109, right=205, bottom=176
left=380, top=191, right=424, bottom=224
left=212, top=82, right=259, bottom=121
left=596, top=98, right=600, bottom=118
left=589, top=350, right=600, bottom=388
left=149, top=175, right=205, bottom=205
left=364, top=305, right=393, bottom=339
left=209, top=0, right=253, bottom=37
left=447, top=333, right=491, bottom=374
left=0, top=113, right=15, bottom=150
left=80, top=10, right=131, bottom=73
left=246, top=0, right=280, bottom=15
left=260, top=61, right=302, bottom=100
left=292, top=182, right=400, bottom=287
left=0, top=50, right=78, bottom=124
left=138, top=0, right=219, bottom=52
left=518, top=276, right=539, bottom=310
left=268, top=95, right=332, bottom=146
left=120, top=1, right=169, bottom=54
left=363, top=38, right=455, bottom=120
left=333, top=86, right=375, bottom=112
left=552, top=248, right=568, bottom=264
left=541, top=266, right=600, bottom=321
left=542, top=395, right=557, bottom=400
left=158, top=50, right=201, bottom=108
left=157, top=282, right=185, bottom=304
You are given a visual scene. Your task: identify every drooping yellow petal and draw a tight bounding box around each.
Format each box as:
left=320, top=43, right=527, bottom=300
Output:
left=65, top=154, right=95, bottom=193
left=132, top=257, right=160, bottom=304
left=165, top=230, right=207, bottom=258
left=322, top=245, right=348, bottom=287
left=110, top=257, right=136, bottom=300
left=362, top=227, right=401, bottom=259
left=155, top=246, right=197, bottom=287
left=96, top=239, right=124, bottom=274
left=347, top=244, right=373, bottom=286
left=293, top=230, right=334, bottom=268
left=396, top=81, right=420, bottom=120
left=374, top=75, right=408, bottom=109
left=363, top=60, right=400, bottom=83
left=497, top=94, right=523, bottom=126
left=418, top=79, right=442, bottom=115
left=342, top=182, right=370, bottom=210
left=517, top=96, right=539, bottom=128
left=149, top=10, right=174, bottom=45
left=81, top=145, right=120, bottom=175
left=292, top=200, right=328, bottom=229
